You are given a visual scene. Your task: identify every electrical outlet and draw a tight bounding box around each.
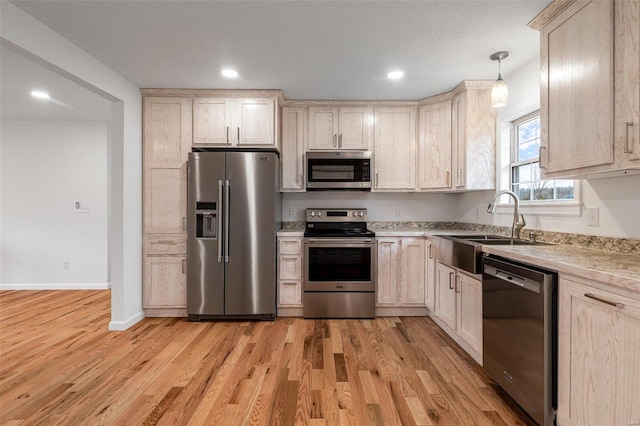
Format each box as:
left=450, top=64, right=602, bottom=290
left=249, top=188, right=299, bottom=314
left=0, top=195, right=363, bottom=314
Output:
left=587, top=207, right=599, bottom=227
left=63, top=260, right=70, bottom=270
left=475, top=207, right=480, bottom=219
left=288, top=208, right=296, bottom=219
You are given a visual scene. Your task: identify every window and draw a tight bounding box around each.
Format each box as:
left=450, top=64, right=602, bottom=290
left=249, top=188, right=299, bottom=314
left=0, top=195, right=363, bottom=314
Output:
left=511, top=112, right=574, bottom=201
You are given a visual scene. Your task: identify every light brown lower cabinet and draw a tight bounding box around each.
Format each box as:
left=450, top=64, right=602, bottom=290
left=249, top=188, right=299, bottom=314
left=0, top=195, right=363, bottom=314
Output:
left=143, top=255, right=186, bottom=309
left=557, top=276, right=640, bottom=426
left=277, top=237, right=303, bottom=312
left=433, top=261, right=483, bottom=363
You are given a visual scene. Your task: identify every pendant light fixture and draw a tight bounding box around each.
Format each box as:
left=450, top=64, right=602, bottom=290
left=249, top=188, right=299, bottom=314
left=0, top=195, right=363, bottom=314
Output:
left=490, top=51, right=509, bottom=108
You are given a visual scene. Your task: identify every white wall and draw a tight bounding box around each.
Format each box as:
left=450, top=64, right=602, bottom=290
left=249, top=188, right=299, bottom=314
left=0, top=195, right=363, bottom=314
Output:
left=283, top=192, right=459, bottom=222
left=1, top=2, right=143, bottom=330
left=1, top=121, right=108, bottom=287
left=457, top=57, right=640, bottom=239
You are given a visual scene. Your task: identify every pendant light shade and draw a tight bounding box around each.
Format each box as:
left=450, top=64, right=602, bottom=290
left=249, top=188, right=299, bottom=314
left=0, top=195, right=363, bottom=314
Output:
left=490, top=51, right=509, bottom=108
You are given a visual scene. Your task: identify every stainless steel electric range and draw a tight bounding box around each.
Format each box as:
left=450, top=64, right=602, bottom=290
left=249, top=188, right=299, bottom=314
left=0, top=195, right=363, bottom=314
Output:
left=303, top=208, right=376, bottom=318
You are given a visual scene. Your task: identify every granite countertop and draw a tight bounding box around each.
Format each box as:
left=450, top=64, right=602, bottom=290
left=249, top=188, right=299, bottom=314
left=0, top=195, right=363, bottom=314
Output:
left=482, top=244, right=640, bottom=293
left=276, top=229, right=304, bottom=237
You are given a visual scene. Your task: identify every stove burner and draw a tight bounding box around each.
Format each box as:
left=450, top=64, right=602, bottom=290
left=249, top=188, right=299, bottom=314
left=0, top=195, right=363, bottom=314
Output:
left=304, top=208, right=374, bottom=238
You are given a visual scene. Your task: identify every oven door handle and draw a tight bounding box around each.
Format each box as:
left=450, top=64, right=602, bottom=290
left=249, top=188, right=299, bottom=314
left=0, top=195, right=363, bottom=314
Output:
left=305, top=239, right=374, bottom=243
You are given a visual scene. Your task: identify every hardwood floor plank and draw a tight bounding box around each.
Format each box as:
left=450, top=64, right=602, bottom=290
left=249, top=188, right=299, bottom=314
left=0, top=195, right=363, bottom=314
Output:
left=0, top=291, right=537, bottom=425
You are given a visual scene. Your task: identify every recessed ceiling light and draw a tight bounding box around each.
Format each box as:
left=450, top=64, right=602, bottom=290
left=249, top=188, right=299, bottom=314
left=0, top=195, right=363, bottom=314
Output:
left=221, top=69, right=239, bottom=78
left=387, top=71, right=404, bottom=80
left=31, top=90, right=51, bottom=99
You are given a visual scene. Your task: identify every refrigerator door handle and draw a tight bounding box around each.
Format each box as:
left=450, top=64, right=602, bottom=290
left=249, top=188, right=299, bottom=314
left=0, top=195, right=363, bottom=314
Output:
left=224, top=179, right=230, bottom=262
left=217, top=180, right=224, bottom=262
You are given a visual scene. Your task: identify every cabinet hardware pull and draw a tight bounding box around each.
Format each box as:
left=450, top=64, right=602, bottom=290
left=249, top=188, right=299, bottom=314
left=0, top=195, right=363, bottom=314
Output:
left=624, top=122, right=634, bottom=154
left=237, top=126, right=240, bottom=143
left=226, top=126, right=229, bottom=143
left=182, top=217, right=187, bottom=231
left=455, top=275, right=460, bottom=293
left=457, top=168, right=462, bottom=185
left=539, top=146, right=547, bottom=170
left=585, top=293, right=625, bottom=308
left=182, top=259, right=186, bottom=274
left=446, top=170, right=450, bottom=186
left=333, top=134, right=337, bottom=147
left=428, top=244, right=433, bottom=259
left=449, top=272, right=454, bottom=290
left=339, top=134, right=343, bottom=148
left=375, top=173, right=379, bottom=188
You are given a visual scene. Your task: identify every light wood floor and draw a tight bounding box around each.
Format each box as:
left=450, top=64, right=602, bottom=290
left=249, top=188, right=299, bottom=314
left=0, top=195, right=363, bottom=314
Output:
left=0, top=290, right=535, bottom=425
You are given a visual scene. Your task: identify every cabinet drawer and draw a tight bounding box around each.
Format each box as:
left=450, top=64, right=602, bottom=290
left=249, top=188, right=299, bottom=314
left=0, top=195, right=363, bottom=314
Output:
left=278, top=239, right=302, bottom=255
left=278, top=280, right=302, bottom=306
left=279, top=256, right=302, bottom=280
left=144, top=236, right=187, bottom=255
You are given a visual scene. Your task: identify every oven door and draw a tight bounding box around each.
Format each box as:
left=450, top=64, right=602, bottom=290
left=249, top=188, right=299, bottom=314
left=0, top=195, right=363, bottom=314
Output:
left=304, top=238, right=376, bottom=292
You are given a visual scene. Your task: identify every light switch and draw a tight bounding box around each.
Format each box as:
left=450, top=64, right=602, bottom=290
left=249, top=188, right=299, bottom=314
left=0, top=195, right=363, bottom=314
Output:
left=586, top=207, right=599, bottom=227
left=75, top=202, right=92, bottom=213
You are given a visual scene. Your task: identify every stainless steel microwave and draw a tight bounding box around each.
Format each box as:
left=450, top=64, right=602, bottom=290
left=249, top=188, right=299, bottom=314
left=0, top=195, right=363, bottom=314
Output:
left=305, top=151, right=372, bottom=190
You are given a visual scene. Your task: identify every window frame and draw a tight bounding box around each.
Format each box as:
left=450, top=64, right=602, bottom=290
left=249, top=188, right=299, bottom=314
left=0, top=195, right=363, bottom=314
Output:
left=495, top=108, right=581, bottom=217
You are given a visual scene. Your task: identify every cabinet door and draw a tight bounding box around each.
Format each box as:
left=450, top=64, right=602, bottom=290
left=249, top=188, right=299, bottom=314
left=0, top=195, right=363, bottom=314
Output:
left=338, top=107, right=372, bottom=150
left=434, top=262, right=457, bottom=329
left=456, top=273, right=483, bottom=355
left=234, top=98, right=275, bottom=146
left=374, top=108, right=417, bottom=190
left=143, top=97, right=191, bottom=234
left=143, top=255, right=187, bottom=308
left=452, top=92, right=467, bottom=188
left=399, top=238, right=425, bottom=305
left=281, top=108, right=306, bottom=190
left=617, top=0, right=640, bottom=166
left=558, top=278, right=640, bottom=426
left=540, top=0, right=614, bottom=175
left=193, top=98, right=232, bottom=145
left=425, top=240, right=436, bottom=311
left=377, top=238, right=399, bottom=305
left=308, top=107, right=338, bottom=150
left=418, top=101, right=452, bottom=190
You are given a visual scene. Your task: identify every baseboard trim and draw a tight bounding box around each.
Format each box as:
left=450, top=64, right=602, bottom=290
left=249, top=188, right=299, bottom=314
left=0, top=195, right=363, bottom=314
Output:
left=109, top=311, right=145, bottom=331
left=0, top=283, right=111, bottom=290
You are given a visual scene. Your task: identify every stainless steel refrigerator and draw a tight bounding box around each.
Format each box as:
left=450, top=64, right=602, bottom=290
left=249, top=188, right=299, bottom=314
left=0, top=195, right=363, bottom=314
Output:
left=187, top=150, right=281, bottom=320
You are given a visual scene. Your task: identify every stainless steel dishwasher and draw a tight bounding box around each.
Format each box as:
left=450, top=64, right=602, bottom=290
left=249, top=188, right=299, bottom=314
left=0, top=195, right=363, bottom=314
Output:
left=482, top=255, right=557, bottom=426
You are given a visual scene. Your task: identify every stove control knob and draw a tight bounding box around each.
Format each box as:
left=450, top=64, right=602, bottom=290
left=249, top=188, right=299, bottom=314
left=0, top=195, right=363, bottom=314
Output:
left=310, top=211, right=316, bottom=217
left=318, top=212, right=322, bottom=217
left=359, top=212, right=364, bottom=217
left=352, top=212, right=357, bottom=217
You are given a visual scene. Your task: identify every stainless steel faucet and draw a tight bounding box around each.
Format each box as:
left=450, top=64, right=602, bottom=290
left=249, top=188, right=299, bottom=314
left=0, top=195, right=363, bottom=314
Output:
left=487, top=190, right=526, bottom=239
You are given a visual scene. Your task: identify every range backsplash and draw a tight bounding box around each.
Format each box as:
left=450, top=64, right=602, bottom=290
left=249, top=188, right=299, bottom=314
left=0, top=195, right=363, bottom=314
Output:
left=282, top=221, right=640, bottom=255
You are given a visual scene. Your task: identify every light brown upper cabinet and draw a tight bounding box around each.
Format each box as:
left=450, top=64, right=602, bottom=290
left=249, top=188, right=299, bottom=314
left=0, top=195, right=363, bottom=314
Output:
left=451, top=82, right=497, bottom=191
left=531, top=0, right=640, bottom=178
left=281, top=107, right=307, bottom=191
left=418, top=99, right=453, bottom=190
left=308, top=107, right=373, bottom=150
left=373, top=107, right=417, bottom=190
left=193, top=97, right=276, bottom=147
left=143, top=97, right=191, bottom=235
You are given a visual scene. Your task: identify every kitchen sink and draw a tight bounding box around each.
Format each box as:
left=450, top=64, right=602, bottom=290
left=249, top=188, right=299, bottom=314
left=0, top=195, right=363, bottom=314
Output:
left=466, top=238, right=550, bottom=246
left=432, top=234, right=550, bottom=274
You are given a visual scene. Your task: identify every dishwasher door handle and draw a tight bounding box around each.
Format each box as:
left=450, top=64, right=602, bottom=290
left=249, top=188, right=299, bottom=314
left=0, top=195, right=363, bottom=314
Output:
left=484, top=263, right=540, bottom=293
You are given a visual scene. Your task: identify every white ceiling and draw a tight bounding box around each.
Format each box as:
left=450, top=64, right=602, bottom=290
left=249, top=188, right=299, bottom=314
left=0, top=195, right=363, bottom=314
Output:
left=5, top=0, right=551, bottom=109
left=0, top=45, right=112, bottom=121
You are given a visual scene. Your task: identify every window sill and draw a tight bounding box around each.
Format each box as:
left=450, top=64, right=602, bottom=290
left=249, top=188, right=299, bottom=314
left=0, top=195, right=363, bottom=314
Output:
left=495, top=201, right=582, bottom=217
